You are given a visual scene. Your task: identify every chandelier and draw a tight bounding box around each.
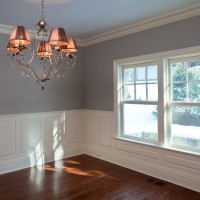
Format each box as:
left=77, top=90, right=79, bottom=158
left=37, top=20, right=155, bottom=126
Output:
left=6, top=0, right=78, bottom=90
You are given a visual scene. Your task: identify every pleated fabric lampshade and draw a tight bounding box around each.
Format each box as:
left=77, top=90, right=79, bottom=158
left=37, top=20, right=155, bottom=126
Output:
left=37, top=41, right=53, bottom=58
left=9, top=26, right=31, bottom=46
left=48, top=27, right=68, bottom=46
left=61, top=38, right=78, bottom=53
left=6, top=42, right=19, bottom=52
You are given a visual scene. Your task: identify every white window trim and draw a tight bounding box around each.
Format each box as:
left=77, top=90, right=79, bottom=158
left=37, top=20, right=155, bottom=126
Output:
left=113, top=45, right=200, bottom=153
left=120, top=62, right=159, bottom=144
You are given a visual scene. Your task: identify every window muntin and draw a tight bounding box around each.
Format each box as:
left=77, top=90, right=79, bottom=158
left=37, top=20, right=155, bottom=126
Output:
left=123, top=64, right=158, bottom=102
left=169, top=57, right=200, bottom=151
left=121, top=63, right=158, bottom=143
left=116, top=51, right=200, bottom=154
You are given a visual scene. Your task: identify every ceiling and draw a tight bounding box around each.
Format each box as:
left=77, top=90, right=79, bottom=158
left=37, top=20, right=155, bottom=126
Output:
left=1, top=0, right=200, bottom=41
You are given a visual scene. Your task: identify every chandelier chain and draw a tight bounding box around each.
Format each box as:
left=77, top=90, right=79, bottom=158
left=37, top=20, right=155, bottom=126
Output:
left=41, top=0, right=45, bottom=19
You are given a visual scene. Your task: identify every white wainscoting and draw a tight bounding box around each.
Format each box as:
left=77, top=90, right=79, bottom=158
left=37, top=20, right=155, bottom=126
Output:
left=0, top=110, right=84, bottom=174
left=84, top=109, right=200, bottom=193
left=0, top=109, right=200, bottom=192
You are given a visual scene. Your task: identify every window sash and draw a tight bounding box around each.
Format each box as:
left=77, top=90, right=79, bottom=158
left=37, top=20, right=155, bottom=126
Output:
left=120, top=102, right=158, bottom=144
left=114, top=47, right=200, bottom=154
left=168, top=56, right=200, bottom=152
left=122, top=63, right=158, bottom=102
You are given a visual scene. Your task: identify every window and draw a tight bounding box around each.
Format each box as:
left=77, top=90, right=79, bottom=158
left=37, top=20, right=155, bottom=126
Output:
left=114, top=47, right=200, bottom=154
left=121, top=63, right=158, bottom=143
left=169, top=56, right=200, bottom=150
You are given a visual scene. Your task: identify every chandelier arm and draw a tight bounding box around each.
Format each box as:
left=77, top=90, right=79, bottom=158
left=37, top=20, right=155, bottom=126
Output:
left=10, top=60, right=25, bottom=70
left=46, top=66, right=55, bottom=79
left=29, top=66, right=43, bottom=82
left=49, top=51, right=63, bottom=66
left=10, top=54, right=27, bottom=70
left=60, top=55, right=77, bottom=70
left=22, top=67, right=33, bottom=78
left=10, top=54, right=37, bottom=81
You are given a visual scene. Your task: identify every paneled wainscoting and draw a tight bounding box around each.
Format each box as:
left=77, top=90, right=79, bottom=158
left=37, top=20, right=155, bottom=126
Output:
left=0, top=109, right=200, bottom=192
left=84, top=110, right=200, bottom=193
left=0, top=110, right=84, bottom=174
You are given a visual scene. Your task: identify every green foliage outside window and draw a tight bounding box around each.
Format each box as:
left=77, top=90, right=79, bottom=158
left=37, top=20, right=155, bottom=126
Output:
left=172, top=62, right=200, bottom=126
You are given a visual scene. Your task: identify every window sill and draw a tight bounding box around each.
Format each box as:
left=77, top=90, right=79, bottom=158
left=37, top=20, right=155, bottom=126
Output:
left=114, top=136, right=200, bottom=157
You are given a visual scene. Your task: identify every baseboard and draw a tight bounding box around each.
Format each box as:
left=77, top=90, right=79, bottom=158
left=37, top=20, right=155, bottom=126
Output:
left=0, top=156, right=29, bottom=174
left=0, top=145, right=85, bottom=175
left=85, top=144, right=200, bottom=193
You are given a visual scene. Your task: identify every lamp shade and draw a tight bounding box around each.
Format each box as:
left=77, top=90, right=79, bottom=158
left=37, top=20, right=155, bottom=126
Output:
left=9, top=26, right=31, bottom=46
left=48, top=27, right=68, bottom=46
left=37, top=41, right=52, bottom=58
left=61, top=38, right=78, bottom=53
left=6, top=42, right=19, bottom=52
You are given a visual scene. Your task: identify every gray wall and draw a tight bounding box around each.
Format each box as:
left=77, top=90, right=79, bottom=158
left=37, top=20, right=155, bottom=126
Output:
left=0, top=34, right=84, bottom=114
left=83, top=16, right=200, bottom=111
left=1, top=16, right=200, bottom=114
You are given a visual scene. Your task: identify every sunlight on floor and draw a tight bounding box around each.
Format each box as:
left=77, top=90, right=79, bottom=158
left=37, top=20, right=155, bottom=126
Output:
left=64, top=160, right=80, bottom=165
left=37, top=159, right=116, bottom=180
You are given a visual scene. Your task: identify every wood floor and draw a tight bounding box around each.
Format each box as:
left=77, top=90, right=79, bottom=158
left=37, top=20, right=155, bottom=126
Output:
left=0, top=154, right=199, bottom=200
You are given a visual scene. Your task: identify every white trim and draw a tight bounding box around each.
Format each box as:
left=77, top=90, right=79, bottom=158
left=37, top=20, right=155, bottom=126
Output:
left=113, top=45, right=200, bottom=152
left=0, top=24, right=13, bottom=35
left=80, top=3, right=200, bottom=47
left=114, top=46, right=200, bottom=65
left=1, top=3, right=200, bottom=47
left=85, top=144, right=200, bottom=193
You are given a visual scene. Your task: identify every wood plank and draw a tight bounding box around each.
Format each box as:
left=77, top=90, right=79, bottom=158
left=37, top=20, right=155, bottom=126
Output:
left=0, top=154, right=199, bottom=200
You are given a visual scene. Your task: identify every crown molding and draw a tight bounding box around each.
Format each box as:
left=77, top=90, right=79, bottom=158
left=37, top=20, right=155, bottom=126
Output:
left=80, top=3, right=200, bottom=47
left=1, top=3, right=200, bottom=47
left=0, top=24, right=13, bottom=35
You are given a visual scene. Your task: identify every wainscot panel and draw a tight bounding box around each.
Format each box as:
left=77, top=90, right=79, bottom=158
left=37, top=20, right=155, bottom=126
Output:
left=84, top=109, right=200, bottom=193
left=0, top=110, right=84, bottom=174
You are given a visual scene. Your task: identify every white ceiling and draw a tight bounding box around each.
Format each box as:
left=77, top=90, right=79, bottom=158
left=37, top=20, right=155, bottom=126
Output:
left=1, top=0, right=200, bottom=40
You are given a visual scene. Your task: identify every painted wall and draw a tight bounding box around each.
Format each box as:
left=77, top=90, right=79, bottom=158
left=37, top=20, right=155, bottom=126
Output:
left=0, top=34, right=84, bottom=115
left=2, top=16, right=200, bottom=114
left=83, top=16, right=200, bottom=110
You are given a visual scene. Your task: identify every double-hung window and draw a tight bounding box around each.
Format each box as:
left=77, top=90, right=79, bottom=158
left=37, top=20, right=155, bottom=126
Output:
left=120, top=62, right=158, bottom=143
left=115, top=48, right=200, bottom=154
left=168, top=56, right=200, bottom=151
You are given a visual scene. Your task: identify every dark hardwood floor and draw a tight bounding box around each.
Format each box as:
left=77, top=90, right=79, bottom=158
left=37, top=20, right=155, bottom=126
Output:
left=0, top=154, right=199, bottom=200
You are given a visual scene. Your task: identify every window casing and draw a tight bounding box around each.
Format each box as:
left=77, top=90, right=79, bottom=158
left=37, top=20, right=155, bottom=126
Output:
left=114, top=48, right=200, bottom=154
left=168, top=56, right=200, bottom=151
left=121, top=63, right=158, bottom=144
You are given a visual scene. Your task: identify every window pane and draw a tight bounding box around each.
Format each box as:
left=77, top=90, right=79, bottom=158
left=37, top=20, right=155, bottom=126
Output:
left=124, top=85, right=134, bottom=100
left=171, top=62, right=186, bottom=82
left=187, top=60, right=200, bottom=81
left=188, top=82, right=200, bottom=102
left=147, top=65, right=157, bottom=82
left=172, top=83, right=186, bottom=101
left=148, top=84, right=158, bottom=101
left=171, top=106, right=200, bottom=149
left=124, top=68, right=134, bottom=84
left=136, top=84, right=146, bottom=100
left=136, top=67, right=145, bottom=83
left=123, top=104, right=158, bottom=142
